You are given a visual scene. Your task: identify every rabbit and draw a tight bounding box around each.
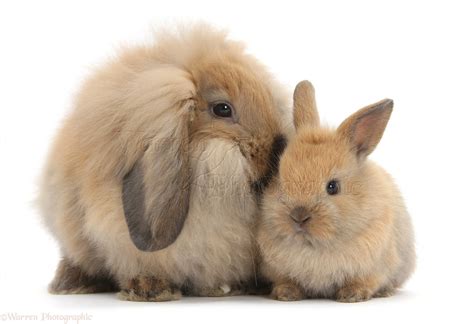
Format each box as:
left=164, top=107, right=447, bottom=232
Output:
left=257, top=81, right=415, bottom=302
left=37, top=24, right=292, bottom=301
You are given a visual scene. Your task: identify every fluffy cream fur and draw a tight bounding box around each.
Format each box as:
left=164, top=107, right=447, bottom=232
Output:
left=38, top=24, right=291, bottom=300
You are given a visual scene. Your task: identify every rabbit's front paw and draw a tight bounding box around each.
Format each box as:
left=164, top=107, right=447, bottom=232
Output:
left=336, top=278, right=379, bottom=303
left=271, top=282, right=304, bottom=301
left=336, top=286, right=373, bottom=303
left=374, top=285, right=396, bottom=298
left=118, top=276, right=181, bottom=302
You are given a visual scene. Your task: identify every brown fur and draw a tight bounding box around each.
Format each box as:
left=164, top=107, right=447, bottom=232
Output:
left=49, top=259, right=118, bottom=294
left=38, top=24, right=292, bottom=301
left=117, top=276, right=181, bottom=302
left=257, top=81, right=415, bottom=302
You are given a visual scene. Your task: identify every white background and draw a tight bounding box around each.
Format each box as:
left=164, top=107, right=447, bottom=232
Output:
left=0, top=0, right=473, bottom=323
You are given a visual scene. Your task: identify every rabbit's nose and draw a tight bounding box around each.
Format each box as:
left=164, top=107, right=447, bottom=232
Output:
left=289, top=206, right=311, bottom=224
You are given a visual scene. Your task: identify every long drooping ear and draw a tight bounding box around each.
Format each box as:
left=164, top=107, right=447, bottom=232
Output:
left=337, top=99, right=393, bottom=159
left=293, top=80, right=320, bottom=130
left=122, top=100, right=193, bottom=252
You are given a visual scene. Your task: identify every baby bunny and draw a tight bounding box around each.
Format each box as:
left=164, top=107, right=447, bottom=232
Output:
left=38, top=24, right=291, bottom=301
left=257, top=81, right=415, bottom=302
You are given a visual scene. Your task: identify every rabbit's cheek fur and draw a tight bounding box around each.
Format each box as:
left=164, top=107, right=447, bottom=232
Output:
left=188, top=111, right=287, bottom=198
left=249, top=135, right=287, bottom=197
left=80, top=139, right=256, bottom=291
left=303, top=207, right=338, bottom=242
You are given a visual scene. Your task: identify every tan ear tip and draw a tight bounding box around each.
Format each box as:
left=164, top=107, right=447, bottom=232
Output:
left=375, top=98, right=393, bottom=110
left=382, top=98, right=394, bottom=110
left=296, top=80, right=314, bottom=89
left=372, top=98, right=394, bottom=116
left=294, top=80, right=315, bottom=98
left=382, top=99, right=394, bottom=118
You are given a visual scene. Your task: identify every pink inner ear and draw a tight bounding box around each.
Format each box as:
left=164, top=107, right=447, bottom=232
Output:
left=353, top=111, right=384, bottom=155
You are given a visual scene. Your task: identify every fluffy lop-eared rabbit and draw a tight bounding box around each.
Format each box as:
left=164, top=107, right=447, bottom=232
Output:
left=38, top=25, right=292, bottom=301
left=257, top=81, right=415, bottom=302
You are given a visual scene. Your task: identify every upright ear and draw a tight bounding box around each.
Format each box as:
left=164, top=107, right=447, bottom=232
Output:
left=293, top=80, right=320, bottom=130
left=337, top=99, right=393, bottom=159
left=122, top=100, right=193, bottom=252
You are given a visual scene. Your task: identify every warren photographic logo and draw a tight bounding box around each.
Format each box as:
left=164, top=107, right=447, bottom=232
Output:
left=1, top=312, right=93, bottom=323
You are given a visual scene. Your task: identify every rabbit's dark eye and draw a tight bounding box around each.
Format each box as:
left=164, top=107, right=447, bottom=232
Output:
left=326, top=180, right=340, bottom=195
left=211, top=102, right=233, bottom=118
